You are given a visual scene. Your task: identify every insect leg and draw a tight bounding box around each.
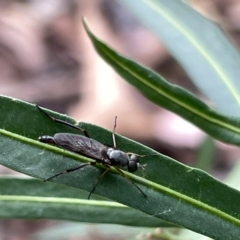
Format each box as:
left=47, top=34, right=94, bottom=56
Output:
left=112, top=116, right=117, bottom=148
left=36, top=105, right=90, bottom=138
left=44, top=162, right=95, bottom=182
left=115, top=167, right=147, bottom=198
left=88, top=167, right=110, bottom=199
left=126, top=152, right=159, bottom=158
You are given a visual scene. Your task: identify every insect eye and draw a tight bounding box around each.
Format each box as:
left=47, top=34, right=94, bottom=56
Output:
left=128, top=161, right=138, bottom=172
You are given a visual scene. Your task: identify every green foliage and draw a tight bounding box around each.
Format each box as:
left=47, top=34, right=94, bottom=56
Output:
left=1, top=1, right=240, bottom=239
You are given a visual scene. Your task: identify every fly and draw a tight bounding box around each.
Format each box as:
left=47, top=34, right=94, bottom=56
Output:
left=37, top=105, right=150, bottom=199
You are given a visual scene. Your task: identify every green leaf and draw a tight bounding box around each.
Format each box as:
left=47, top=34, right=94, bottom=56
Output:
left=83, top=18, right=240, bottom=147
left=1, top=95, right=240, bottom=239
left=0, top=177, right=167, bottom=227
left=118, top=0, right=240, bottom=116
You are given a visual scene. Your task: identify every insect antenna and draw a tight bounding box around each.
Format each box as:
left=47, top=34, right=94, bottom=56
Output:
left=127, top=152, right=159, bottom=158
left=36, top=105, right=89, bottom=137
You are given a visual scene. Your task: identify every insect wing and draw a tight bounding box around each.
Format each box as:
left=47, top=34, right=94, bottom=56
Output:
left=54, top=133, right=108, bottom=162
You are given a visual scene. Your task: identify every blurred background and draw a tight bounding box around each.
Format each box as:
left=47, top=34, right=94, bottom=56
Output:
left=1, top=0, right=240, bottom=239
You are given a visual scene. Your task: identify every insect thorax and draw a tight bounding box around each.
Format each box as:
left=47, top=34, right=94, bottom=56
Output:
left=107, top=148, right=129, bottom=167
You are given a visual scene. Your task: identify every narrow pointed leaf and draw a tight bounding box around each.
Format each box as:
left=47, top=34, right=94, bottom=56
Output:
left=0, top=96, right=240, bottom=239
left=0, top=177, right=167, bottom=227
left=83, top=19, right=240, bottom=147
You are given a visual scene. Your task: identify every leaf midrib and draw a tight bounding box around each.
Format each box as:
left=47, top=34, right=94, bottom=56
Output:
left=1, top=129, right=239, bottom=227
left=99, top=36, right=240, bottom=135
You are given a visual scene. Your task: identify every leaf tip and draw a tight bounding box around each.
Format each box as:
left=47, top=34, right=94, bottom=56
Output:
left=82, top=17, right=91, bottom=35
